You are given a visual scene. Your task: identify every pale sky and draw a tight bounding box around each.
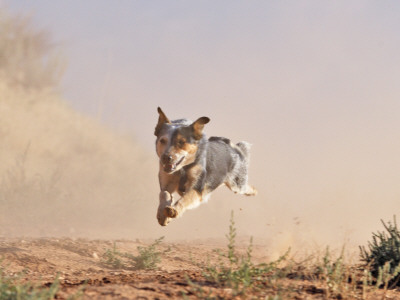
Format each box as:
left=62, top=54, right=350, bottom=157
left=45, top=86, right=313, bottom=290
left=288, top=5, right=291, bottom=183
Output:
left=7, top=1, right=400, bottom=145
left=5, top=1, right=400, bottom=245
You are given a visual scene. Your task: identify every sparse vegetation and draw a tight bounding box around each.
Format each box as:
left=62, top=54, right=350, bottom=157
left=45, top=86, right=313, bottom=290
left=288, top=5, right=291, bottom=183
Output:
left=125, top=237, right=166, bottom=270
left=101, top=237, right=167, bottom=270
left=1, top=232, right=400, bottom=299
left=184, top=212, right=400, bottom=299
left=101, top=242, right=125, bottom=269
left=360, top=215, right=400, bottom=288
left=0, top=269, right=59, bottom=300
left=312, top=246, right=359, bottom=298
left=204, top=212, right=289, bottom=295
left=185, top=211, right=290, bottom=298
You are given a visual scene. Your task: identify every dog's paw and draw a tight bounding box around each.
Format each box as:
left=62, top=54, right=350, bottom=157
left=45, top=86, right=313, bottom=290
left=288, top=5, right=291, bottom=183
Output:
left=158, top=216, right=171, bottom=226
left=157, top=204, right=171, bottom=226
left=157, top=209, right=171, bottom=226
left=164, top=206, right=178, bottom=218
left=245, top=185, right=258, bottom=196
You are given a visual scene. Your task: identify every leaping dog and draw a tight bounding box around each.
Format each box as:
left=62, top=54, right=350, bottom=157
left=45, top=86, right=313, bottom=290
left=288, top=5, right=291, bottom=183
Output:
left=154, top=107, right=257, bottom=226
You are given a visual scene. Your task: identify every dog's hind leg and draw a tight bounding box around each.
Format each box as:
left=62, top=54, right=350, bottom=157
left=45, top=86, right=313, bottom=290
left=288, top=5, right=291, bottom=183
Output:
left=226, top=180, right=257, bottom=196
left=243, top=184, right=257, bottom=196
left=226, top=141, right=257, bottom=196
left=225, top=168, right=257, bottom=196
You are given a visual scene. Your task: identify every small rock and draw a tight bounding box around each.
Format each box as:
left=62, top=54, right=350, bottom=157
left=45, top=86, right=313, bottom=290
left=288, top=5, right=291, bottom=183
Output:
left=223, top=288, right=233, bottom=295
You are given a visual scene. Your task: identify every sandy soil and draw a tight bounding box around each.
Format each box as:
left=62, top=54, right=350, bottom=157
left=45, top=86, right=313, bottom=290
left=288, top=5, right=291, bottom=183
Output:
left=1, top=237, right=399, bottom=299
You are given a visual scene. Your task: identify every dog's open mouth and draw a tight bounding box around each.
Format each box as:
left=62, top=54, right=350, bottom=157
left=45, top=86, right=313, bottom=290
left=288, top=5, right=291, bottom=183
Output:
left=163, top=156, right=185, bottom=173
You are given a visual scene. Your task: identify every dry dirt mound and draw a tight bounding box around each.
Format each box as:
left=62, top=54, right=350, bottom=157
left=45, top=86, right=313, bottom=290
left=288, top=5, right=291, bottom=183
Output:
left=0, top=79, right=158, bottom=238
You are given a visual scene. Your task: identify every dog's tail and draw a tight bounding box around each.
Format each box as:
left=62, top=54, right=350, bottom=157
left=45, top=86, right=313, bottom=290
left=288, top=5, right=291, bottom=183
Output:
left=236, top=141, right=252, bottom=162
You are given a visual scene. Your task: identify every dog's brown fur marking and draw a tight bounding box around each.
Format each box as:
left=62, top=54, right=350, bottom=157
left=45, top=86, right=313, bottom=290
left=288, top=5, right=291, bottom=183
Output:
left=179, top=163, right=204, bottom=195
left=175, top=133, right=198, bottom=156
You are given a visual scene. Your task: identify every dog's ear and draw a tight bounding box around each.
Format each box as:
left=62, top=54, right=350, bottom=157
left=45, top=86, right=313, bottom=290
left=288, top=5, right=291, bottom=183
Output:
left=191, top=117, right=210, bottom=140
left=155, top=107, right=171, bottom=136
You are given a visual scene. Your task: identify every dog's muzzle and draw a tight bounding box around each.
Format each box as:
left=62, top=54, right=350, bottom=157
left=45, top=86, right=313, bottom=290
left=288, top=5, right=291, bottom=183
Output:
left=161, top=154, right=184, bottom=173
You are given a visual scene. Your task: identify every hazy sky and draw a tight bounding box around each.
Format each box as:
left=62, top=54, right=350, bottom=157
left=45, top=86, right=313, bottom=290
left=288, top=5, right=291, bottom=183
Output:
left=5, top=1, right=400, bottom=246
left=6, top=1, right=400, bottom=146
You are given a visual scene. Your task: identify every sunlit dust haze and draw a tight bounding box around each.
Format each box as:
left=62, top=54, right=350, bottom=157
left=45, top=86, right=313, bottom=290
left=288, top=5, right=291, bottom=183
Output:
left=2, top=1, right=400, bottom=252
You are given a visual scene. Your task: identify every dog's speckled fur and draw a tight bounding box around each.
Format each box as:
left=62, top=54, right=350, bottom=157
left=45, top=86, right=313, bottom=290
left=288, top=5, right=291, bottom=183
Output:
left=154, top=107, right=257, bottom=226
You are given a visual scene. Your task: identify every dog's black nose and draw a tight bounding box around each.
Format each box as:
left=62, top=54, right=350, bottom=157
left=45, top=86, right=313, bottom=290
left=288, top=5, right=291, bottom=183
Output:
left=162, top=154, right=173, bottom=164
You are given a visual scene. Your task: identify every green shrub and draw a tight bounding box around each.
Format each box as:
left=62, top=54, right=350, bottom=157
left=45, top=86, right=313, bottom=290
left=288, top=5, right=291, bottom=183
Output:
left=101, top=242, right=124, bottom=269
left=360, top=215, right=400, bottom=287
left=0, top=268, right=59, bottom=300
left=125, top=237, right=165, bottom=270
left=101, top=237, right=167, bottom=270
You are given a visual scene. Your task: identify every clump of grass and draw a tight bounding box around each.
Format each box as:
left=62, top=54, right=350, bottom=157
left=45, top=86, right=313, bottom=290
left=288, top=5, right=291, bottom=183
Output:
left=101, top=237, right=167, bottom=270
left=0, top=268, right=59, bottom=299
left=125, top=237, right=165, bottom=270
left=101, top=242, right=124, bottom=269
left=187, top=211, right=289, bottom=298
left=360, top=215, right=400, bottom=288
left=314, top=246, right=352, bottom=298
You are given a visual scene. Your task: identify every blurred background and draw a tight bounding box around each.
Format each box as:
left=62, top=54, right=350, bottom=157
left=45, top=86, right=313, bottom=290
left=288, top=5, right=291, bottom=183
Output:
left=1, top=1, right=399, bottom=252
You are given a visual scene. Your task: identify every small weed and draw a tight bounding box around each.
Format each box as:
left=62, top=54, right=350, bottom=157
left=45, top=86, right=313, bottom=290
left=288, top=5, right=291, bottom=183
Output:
left=101, top=237, right=167, bottom=270
left=101, top=242, right=124, bottom=269
left=124, top=237, right=166, bottom=270
left=362, top=267, right=374, bottom=299
left=0, top=268, right=59, bottom=299
left=375, top=261, right=400, bottom=290
left=189, top=211, right=290, bottom=298
left=315, top=246, right=347, bottom=298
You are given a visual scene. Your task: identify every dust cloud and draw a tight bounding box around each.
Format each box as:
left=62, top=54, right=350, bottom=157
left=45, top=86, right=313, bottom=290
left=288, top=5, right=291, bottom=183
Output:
left=1, top=3, right=400, bottom=257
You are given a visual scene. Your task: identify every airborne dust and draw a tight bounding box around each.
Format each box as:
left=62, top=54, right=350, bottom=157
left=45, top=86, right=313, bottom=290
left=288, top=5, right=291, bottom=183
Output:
left=1, top=3, right=400, bottom=257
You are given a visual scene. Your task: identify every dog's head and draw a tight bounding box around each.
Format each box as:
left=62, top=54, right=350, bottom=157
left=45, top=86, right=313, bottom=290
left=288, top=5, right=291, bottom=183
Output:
left=154, top=107, right=210, bottom=174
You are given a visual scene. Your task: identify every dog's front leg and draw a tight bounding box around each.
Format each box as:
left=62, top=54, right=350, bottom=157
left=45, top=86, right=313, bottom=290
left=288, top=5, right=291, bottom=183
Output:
left=157, top=191, right=173, bottom=226
left=164, top=190, right=202, bottom=219
left=157, top=170, right=179, bottom=226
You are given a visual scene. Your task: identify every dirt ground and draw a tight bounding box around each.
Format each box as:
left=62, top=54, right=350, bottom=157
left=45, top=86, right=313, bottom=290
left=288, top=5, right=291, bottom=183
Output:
left=1, top=237, right=400, bottom=299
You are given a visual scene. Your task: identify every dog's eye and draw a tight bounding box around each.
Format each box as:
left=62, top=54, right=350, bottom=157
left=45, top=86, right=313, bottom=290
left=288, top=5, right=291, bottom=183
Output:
left=159, top=138, right=167, bottom=145
left=178, top=140, right=186, bottom=147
